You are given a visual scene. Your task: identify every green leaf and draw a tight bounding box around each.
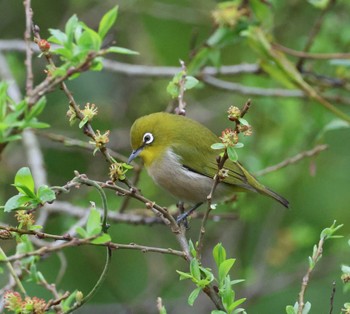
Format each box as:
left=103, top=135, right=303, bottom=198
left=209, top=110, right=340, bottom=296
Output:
left=37, top=186, right=56, bottom=203
left=219, top=258, right=236, bottom=282
left=166, top=81, right=179, bottom=98
left=77, top=27, right=101, bottom=51
left=213, top=243, right=226, bottom=268
left=12, top=183, right=37, bottom=199
left=286, top=305, right=297, bottom=314
left=221, top=276, right=234, bottom=309
left=86, top=208, right=102, bottom=236
left=188, top=287, right=201, bottom=306
left=98, top=6, right=118, bottom=40
left=341, top=264, right=350, bottom=274
left=65, top=14, right=79, bottom=45
left=229, top=298, right=246, bottom=311
left=15, top=167, right=35, bottom=194
left=188, top=239, right=197, bottom=258
left=187, top=47, right=210, bottom=75
left=75, top=226, right=87, bottom=238
left=190, top=258, right=201, bottom=281
left=211, top=143, right=225, bottom=150
left=211, top=311, right=227, bottom=314
left=26, top=97, right=46, bottom=121
left=238, top=118, right=249, bottom=126
left=106, top=46, right=139, bottom=55
left=176, top=270, right=193, bottom=280
left=308, top=0, right=330, bottom=9
left=235, top=142, right=244, bottom=149
left=302, top=301, right=311, bottom=314
left=227, top=146, right=238, bottom=162
left=184, top=76, right=199, bottom=90
left=26, top=121, right=50, bottom=129
left=79, top=116, right=89, bottom=128
left=317, top=119, right=350, bottom=142
left=4, top=195, right=31, bottom=212
left=91, top=233, right=111, bottom=244
left=48, top=28, right=68, bottom=45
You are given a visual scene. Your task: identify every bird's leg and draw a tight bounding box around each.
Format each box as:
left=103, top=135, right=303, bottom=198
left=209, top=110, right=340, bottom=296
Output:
left=176, top=202, right=203, bottom=225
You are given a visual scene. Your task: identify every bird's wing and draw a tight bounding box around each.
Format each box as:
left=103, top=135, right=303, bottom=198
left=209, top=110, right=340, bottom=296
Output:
left=172, top=142, right=256, bottom=192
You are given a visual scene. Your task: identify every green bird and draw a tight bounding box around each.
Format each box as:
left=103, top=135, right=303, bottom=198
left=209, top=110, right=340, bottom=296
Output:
left=128, top=112, right=289, bottom=221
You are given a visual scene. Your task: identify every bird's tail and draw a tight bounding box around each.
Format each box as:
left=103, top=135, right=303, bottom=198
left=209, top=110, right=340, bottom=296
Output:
left=259, top=186, right=289, bottom=208
left=238, top=163, right=289, bottom=208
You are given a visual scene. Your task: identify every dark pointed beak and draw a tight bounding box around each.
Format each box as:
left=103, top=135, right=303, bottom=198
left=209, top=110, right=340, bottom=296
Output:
left=128, top=146, right=144, bottom=164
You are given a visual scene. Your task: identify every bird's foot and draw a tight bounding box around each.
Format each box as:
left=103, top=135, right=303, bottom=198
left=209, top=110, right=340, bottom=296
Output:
left=175, top=202, right=203, bottom=227
left=176, top=212, right=190, bottom=228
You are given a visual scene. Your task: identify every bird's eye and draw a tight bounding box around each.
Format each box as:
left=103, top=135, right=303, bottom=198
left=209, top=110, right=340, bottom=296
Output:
left=143, top=132, right=154, bottom=145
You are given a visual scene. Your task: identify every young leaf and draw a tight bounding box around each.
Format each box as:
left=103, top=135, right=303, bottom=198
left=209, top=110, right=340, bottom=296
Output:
left=184, top=76, right=199, bottom=90
left=227, top=146, right=238, bottom=162
left=76, top=226, right=87, bottom=238
left=48, top=28, right=68, bottom=45
left=219, top=258, right=236, bottom=282
left=106, top=46, right=139, bottom=55
left=37, top=186, right=56, bottom=203
left=98, top=6, right=118, bottom=40
left=302, top=301, right=311, bottom=314
left=234, top=142, right=244, bottom=149
left=286, top=305, right=297, bottom=314
left=190, top=258, right=201, bottom=282
left=187, top=287, right=201, bottom=306
left=14, top=167, right=35, bottom=194
left=229, top=298, right=246, bottom=312
left=26, top=97, right=46, bottom=121
left=65, top=14, right=79, bottom=45
left=211, top=143, right=225, bottom=150
left=176, top=270, right=193, bottom=280
left=4, top=195, right=31, bottom=212
left=12, top=183, right=37, bottom=199
left=91, top=233, right=111, bottom=244
left=213, top=243, right=226, bottom=268
left=86, top=208, right=102, bottom=236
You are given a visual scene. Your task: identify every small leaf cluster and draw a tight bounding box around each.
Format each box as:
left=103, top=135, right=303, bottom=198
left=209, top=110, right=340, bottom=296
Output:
left=167, top=70, right=199, bottom=98
left=211, top=106, right=251, bottom=163
left=286, top=221, right=343, bottom=314
left=2, top=167, right=56, bottom=213
left=212, top=243, right=246, bottom=314
left=76, top=205, right=111, bottom=244
left=48, top=6, right=138, bottom=78
left=286, top=302, right=311, bottom=314
left=0, top=82, right=49, bottom=143
left=176, top=241, right=245, bottom=313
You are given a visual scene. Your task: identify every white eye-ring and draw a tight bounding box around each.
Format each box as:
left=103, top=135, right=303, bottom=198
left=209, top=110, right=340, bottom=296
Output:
left=143, top=132, right=154, bottom=145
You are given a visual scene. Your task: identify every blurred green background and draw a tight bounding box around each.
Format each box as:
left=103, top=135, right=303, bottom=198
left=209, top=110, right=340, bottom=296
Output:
left=0, top=0, right=349, bottom=313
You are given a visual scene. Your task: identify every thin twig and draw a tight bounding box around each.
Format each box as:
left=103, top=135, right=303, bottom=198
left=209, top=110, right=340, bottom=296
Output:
left=197, top=100, right=251, bottom=259
left=296, top=0, right=337, bottom=70
left=203, top=75, right=305, bottom=97
left=63, top=247, right=112, bottom=314
left=0, top=229, right=187, bottom=262
left=329, top=281, right=336, bottom=314
left=298, top=237, right=325, bottom=314
left=176, top=60, right=188, bottom=115
left=254, top=144, right=328, bottom=177
left=274, top=43, right=350, bottom=60
left=36, top=131, right=133, bottom=166
left=24, top=0, right=34, bottom=94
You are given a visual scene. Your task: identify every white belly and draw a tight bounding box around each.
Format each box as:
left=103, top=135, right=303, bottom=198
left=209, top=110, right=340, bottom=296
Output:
left=147, top=149, right=231, bottom=204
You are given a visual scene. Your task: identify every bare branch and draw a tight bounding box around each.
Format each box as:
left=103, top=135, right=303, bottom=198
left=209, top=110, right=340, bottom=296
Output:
left=255, top=144, right=328, bottom=177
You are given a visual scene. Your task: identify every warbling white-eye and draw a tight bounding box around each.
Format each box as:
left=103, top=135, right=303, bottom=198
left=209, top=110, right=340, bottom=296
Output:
left=128, top=112, right=289, bottom=220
